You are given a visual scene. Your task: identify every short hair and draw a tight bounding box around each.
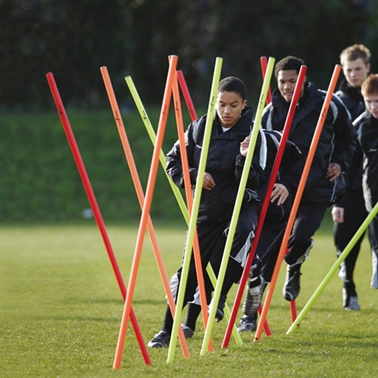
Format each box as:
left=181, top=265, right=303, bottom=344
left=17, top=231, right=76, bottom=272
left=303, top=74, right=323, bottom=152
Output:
left=218, top=76, right=247, bottom=101
left=340, top=44, right=371, bottom=66
left=274, top=56, right=306, bottom=78
left=361, top=74, right=378, bottom=97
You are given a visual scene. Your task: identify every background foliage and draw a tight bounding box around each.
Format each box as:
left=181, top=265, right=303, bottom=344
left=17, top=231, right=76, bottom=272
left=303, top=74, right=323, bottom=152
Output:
left=0, top=109, right=191, bottom=222
left=1, top=0, right=377, bottom=222
left=0, top=0, right=377, bottom=111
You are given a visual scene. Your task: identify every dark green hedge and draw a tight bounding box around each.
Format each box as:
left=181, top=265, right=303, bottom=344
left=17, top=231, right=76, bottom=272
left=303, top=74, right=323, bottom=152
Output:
left=0, top=108, right=193, bottom=224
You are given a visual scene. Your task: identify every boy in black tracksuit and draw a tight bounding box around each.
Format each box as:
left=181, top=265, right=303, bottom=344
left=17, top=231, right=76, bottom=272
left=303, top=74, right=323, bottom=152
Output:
left=258, top=56, right=356, bottom=303
left=352, top=73, right=378, bottom=291
left=148, top=76, right=267, bottom=347
left=331, top=44, right=372, bottom=310
left=235, top=129, right=305, bottom=331
left=183, top=129, right=304, bottom=334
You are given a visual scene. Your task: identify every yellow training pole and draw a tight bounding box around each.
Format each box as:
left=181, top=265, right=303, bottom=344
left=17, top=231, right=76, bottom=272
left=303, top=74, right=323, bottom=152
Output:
left=167, top=57, right=223, bottom=363
left=125, top=76, right=190, bottom=225
left=200, top=57, right=275, bottom=356
left=171, top=73, right=214, bottom=351
left=287, top=200, right=378, bottom=334
left=113, top=55, right=178, bottom=369
left=126, top=73, right=241, bottom=348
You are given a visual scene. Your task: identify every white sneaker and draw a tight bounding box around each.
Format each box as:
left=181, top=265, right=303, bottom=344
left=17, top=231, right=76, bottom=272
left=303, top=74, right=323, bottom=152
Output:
left=342, top=288, right=360, bottom=310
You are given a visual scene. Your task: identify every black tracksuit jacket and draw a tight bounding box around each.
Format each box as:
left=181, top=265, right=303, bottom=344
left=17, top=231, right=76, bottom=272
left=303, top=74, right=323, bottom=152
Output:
left=262, top=82, right=356, bottom=206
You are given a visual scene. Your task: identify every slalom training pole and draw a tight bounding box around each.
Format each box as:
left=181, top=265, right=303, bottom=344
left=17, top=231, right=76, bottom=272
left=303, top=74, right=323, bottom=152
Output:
left=172, top=73, right=213, bottom=352
left=222, top=64, right=307, bottom=348
left=254, top=64, right=342, bottom=342
left=100, top=67, right=189, bottom=358
left=128, top=71, right=241, bottom=348
left=46, top=73, right=151, bottom=365
left=178, top=67, right=244, bottom=347
left=262, top=56, right=299, bottom=325
left=177, top=70, right=198, bottom=121
left=125, top=76, right=189, bottom=225
left=113, top=56, right=178, bottom=369
left=260, top=56, right=272, bottom=104
left=287, top=200, right=378, bottom=334
left=201, top=57, right=275, bottom=355
left=167, top=57, right=223, bottom=363
left=290, top=301, right=297, bottom=323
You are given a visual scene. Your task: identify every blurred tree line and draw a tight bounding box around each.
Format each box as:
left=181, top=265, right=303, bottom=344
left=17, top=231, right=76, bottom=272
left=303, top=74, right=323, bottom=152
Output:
left=0, top=0, right=377, bottom=111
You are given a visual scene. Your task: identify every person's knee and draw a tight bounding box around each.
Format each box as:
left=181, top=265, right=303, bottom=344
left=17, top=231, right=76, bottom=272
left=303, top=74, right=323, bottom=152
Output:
left=225, top=258, right=243, bottom=284
left=234, top=224, right=254, bottom=242
left=286, top=238, right=313, bottom=265
left=289, top=236, right=311, bottom=254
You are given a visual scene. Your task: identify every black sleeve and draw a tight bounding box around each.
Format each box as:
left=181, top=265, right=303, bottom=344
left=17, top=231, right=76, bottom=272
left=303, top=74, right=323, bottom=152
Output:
left=166, top=121, right=198, bottom=188
left=234, top=131, right=265, bottom=190
left=277, top=139, right=305, bottom=194
left=330, top=95, right=357, bottom=172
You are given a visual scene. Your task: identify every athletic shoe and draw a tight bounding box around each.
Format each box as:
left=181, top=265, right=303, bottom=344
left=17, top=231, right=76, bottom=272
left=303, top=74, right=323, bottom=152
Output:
left=345, top=296, right=360, bottom=311
left=342, top=288, right=360, bottom=310
left=242, top=284, right=262, bottom=315
left=237, top=314, right=257, bottom=332
left=148, top=330, right=170, bottom=348
left=283, top=264, right=301, bottom=301
left=181, top=324, right=194, bottom=339
left=209, top=294, right=227, bottom=322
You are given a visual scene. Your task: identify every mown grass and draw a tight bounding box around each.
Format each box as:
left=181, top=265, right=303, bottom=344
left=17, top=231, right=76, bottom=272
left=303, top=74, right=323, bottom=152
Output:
left=1, top=220, right=377, bottom=377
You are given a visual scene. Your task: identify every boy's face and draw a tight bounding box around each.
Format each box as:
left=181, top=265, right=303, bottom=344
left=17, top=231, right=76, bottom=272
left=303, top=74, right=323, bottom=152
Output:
left=364, top=93, right=378, bottom=119
left=342, top=58, right=370, bottom=88
left=216, top=91, right=246, bottom=129
left=277, top=70, right=305, bottom=103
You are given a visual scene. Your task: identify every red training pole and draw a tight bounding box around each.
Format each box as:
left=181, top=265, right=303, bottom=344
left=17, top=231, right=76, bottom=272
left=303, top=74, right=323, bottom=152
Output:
left=260, top=56, right=272, bottom=105
left=177, top=70, right=198, bottom=121
left=263, top=55, right=299, bottom=322
left=221, top=65, right=307, bottom=348
left=254, top=64, right=342, bottom=342
left=290, top=300, right=297, bottom=324
left=113, top=55, right=178, bottom=369
left=46, top=72, right=151, bottom=365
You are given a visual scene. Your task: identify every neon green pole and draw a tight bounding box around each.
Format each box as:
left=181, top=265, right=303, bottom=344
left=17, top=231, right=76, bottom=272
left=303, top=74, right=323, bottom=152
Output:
left=125, top=76, right=190, bottom=225
left=286, top=200, right=378, bottom=334
left=166, top=57, right=223, bottom=363
left=125, top=74, right=242, bottom=348
left=200, top=57, right=275, bottom=355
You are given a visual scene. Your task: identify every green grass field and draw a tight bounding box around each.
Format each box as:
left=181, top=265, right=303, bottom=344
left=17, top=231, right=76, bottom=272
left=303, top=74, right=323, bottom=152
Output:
left=1, top=219, right=377, bottom=377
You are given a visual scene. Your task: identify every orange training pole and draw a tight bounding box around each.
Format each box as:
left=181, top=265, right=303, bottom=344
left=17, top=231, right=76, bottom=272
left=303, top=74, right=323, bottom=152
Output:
left=254, top=64, right=342, bottom=342
left=113, top=56, right=178, bottom=369
left=46, top=72, right=151, bottom=365
left=100, top=66, right=189, bottom=358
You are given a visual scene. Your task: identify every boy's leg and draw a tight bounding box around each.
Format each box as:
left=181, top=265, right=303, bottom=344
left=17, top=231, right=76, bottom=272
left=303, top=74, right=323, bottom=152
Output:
left=238, top=225, right=281, bottom=332
left=369, top=219, right=378, bottom=289
left=148, top=222, right=225, bottom=347
left=283, top=202, right=327, bottom=301
left=212, top=201, right=260, bottom=322
left=334, top=190, right=367, bottom=309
